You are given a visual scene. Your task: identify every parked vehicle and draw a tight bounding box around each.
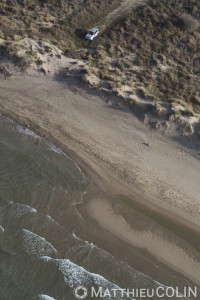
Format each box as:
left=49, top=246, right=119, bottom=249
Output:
left=85, top=28, right=99, bottom=40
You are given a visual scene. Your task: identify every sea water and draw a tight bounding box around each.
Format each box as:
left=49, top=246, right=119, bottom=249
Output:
left=0, top=116, right=191, bottom=300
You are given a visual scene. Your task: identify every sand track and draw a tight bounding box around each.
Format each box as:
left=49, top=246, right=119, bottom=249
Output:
left=97, top=0, right=147, bottom=32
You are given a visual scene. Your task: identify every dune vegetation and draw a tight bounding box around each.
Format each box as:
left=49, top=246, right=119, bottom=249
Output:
left=0, top=0, right=200, bottom=115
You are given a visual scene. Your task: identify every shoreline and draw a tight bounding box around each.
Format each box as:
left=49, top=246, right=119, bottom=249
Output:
left=1, top=92, right=199, bottom=231
left=2, top=108, right=200, bottom=288
left=0, top=73, right=200, bottom=289
left=1, top=74, right=200, bottom=225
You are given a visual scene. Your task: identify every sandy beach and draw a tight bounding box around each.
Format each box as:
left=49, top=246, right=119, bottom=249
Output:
left=0, top=72, right=200, bottom=290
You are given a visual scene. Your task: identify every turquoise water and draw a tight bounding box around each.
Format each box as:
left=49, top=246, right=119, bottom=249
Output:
left=0, top=116, right=192, bottom=300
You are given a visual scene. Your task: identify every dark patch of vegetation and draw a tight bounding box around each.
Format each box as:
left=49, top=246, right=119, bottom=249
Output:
left=0, top=43, right=33, bottom=71
left=43, top=27, right=56, bottom=36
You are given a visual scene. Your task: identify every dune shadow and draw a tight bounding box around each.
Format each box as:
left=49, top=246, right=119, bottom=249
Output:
left=75, top=28, right=87, bottom=39
left=53, top=68, right=200, bottom=156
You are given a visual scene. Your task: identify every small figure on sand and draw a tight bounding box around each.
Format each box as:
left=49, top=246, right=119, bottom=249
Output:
left=0, top=65, right=12, bottom=80
left=143, top=142, right=150, bottom=147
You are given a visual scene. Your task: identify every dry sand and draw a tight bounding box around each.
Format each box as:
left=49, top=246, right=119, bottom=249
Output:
left=0, top=72, right=200, bottom=287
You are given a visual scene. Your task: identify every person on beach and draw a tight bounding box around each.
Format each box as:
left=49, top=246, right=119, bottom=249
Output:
left=0, top=65, right=12, bottom=80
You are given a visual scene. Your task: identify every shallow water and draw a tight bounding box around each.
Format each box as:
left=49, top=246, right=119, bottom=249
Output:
left=0, top=116, right=194, bottom=300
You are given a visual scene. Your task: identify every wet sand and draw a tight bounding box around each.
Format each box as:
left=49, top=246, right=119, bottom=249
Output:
left=0, top=73, right=200, bottom=290
left=86, top=197, right=200, bottom=285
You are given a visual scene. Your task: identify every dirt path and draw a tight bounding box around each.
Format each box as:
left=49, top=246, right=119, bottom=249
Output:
left=98, top=0, right=147, bottom=32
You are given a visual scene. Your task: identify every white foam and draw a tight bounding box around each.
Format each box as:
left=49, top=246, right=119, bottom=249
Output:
left=10, top=203, right=37, bottom=218
left=46, top=141, right=83, bottom=173
left=37, top=236, right=185, bottom=299
left=38, top=295, right=56, bottom=300
left=1, top=113, right=84, bottom=177
left=16, top=125, right=41, bottom=139
left=54, top=259, right=135, bottom=300
left=46, top=141, right=70, bottom=159
left=72, top=232, right=94, bottom=248
left=0, top=114, right=14, bottom=123
left=40, top=256, right=52, bottom=261
left=16, top=120, right=84, bottom=174
left=47, top=215, right=56, bottom=222
left=45, top=215, right=62, bottom=229
left=22, top=229, right=57, bottom=257
left=70, top=233, right=175, bottom=290
left=36, top=179, right=47, bottom=187
left=71, top=232, right=80, bottom=240
left=0, top=225, right=4, bottom=232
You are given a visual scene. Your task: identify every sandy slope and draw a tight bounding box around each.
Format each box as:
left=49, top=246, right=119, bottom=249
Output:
left=98, top=0, right=147, bottom=32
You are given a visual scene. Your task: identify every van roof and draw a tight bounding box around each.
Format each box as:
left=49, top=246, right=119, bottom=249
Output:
left=90, top=27, right=98, bottom=32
